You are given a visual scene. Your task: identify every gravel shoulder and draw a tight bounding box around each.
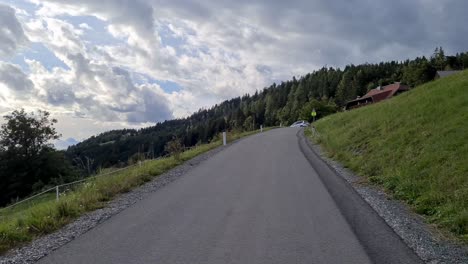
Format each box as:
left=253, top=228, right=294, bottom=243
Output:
left=0, top=142, right=235, bottom=264
left=302, top=129, right=468, bottom=264
left=3, top=128, right=467, bottom=264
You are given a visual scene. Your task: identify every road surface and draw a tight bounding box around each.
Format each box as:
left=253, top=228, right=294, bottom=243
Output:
left=39, top=128, right=421, bottom=264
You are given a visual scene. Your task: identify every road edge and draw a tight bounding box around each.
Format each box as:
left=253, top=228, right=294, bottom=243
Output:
left=297, top=129, right=423, bottom=264
left=298, top=128, right=468, bottom=264
left=0, top=134, right=255, bottom=264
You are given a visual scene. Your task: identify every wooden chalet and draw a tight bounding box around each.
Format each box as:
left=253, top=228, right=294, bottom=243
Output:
left=345, top=82, right=410, bottom=110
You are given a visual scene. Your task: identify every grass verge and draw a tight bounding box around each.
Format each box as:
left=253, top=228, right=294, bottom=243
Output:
left=0, top=128, right=270, bottom=253
left=307, top=70, right=468, bottom=242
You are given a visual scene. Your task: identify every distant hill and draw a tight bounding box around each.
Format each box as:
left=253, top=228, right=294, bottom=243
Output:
left=66, top=49, right=468, bottom=172
left=313, top=70, right=468, bottom=240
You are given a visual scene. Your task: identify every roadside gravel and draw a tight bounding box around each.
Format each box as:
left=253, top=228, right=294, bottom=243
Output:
left=0, top=143, right=232, bottom=264
left=305, top=132, right=468, bottom=264
left=3, top=129, right=467, bottom=264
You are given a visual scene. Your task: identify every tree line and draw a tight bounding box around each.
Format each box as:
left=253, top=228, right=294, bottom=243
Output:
left=0, top=110, right=77, bottom=205
left=1, top=47, right=467, bottom=205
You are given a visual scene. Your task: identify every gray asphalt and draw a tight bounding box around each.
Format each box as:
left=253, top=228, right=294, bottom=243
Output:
left=38, top=128, right=421, bottom=264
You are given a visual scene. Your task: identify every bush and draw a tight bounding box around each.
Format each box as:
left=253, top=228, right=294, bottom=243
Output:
left=164, top=137, right=183, bottom=160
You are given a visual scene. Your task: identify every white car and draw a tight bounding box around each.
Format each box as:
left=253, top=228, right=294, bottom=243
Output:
left=290, top=120, right=310, bottom=127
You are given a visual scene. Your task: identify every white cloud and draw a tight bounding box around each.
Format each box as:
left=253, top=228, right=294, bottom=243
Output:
left=0, top=0, right=467, bottom=142
left=78, top=23, right=91, bottom=30
left=51, top=113, right=144, bottom=142
left=24, top=17, right=86, bottom=60
left=0, top=4, right=28, bottom=58
left=0, top=62, right=36, bottom=105
left=0, top=62, right=34, bottom=92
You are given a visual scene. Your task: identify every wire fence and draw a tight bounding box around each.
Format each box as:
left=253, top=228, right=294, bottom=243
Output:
left=0, top=128, right=262, bottom=222
left=0, top=145, right=201, bottom=222
left=0, top=163, right=139, bottom=222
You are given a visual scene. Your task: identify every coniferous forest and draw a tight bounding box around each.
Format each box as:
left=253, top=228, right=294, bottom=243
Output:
left=1, top=48, right=467, bottom=205
left=65, top=48, right=468, bottom=171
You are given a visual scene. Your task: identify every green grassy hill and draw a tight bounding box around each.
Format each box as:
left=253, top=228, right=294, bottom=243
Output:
left=311, top=70, right=468, bottom=241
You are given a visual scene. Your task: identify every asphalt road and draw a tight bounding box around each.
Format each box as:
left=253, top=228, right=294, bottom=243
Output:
left=38, top=128, right=421, bottom=264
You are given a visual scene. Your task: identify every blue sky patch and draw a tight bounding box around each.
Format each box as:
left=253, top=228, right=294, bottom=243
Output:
left=0, top=0, right=36, bottom=14
left=60, top=15, right=120, bottom=46
left=154, top=79, right=183, bottom=93
left=159, top=24, right=186, bottom=55
left=11, top=42, right=70, bottom=72
left=133, top=72, right=183, bottom=93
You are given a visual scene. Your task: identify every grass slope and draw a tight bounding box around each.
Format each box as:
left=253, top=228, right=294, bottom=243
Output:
left=0, top=129, right=269, bottom=253
left=311, top=71, right=468, bottom=241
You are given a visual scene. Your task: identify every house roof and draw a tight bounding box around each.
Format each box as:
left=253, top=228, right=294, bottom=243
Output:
left=347, top=82, right=409, bottom=104
left=436, top=70, right=461, bottom=78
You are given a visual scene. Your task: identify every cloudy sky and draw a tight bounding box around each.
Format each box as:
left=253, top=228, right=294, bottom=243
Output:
left=0, top=0, right=467, bottom=148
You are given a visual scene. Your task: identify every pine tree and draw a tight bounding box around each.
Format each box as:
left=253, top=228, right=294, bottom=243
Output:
left=432, top=46, right=446, bottom=70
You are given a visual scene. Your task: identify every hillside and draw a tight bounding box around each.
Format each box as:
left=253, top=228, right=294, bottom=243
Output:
left=66, top=49, right=468, bottom=173
left=312, top=70, right=468, bottom=240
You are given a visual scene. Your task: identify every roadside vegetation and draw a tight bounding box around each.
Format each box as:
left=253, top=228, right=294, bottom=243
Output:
left=2, top=48, right=466, bottom=208
left=1, top=47, right=467, bottom=252
left=309, top=70, right=468, bottom=241
left=67, top=48, right=468, bottom=178
left=0, top=110, right=78, bottom=207
left=0, top=129, right=267, bottom=253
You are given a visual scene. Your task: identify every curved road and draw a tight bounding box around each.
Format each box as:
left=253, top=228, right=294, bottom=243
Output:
left=39, top=128, right=421, bottom=264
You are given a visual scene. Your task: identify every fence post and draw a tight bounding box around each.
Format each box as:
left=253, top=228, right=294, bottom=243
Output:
left=56, top=186, right=59, bottom=201
left=223, top=132, right=227, bottom=146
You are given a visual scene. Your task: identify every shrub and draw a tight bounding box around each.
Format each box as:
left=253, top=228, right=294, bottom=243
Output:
left=164, top=137, right=183, bottom=160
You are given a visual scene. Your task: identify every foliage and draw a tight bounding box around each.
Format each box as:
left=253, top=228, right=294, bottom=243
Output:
left=0, top=129, right=266, bottom=253
left=432, top=46, right=446, bottom=70
left=310, top=70, right=468, bottom=241
left=128, top=152, right=145, bottom=165
left=164, top=137, right=184, bottom=160
left=0, top=109, right=59, bottom=156
left=243, top=116, right=254, bottom=131
left=401, top=57, right=436, bottom=87
left=298, top=99, right=338, bottom=122
left=0, top=110, right=77, bottom=206
left=66, top=48, right=468, bottom=175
